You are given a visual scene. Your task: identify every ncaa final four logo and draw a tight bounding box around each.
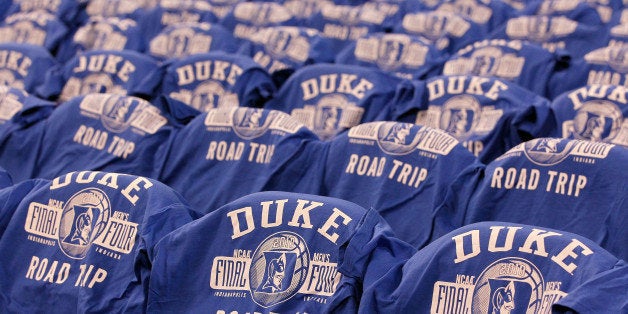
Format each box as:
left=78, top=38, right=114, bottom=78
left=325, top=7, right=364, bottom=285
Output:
left=472, top=258, right=544, bottom=314
left=431, top=257, right=566, bottom=314
left=58, top=188, right=111, bottom=259
left=249, top=232, right=309, bottom=307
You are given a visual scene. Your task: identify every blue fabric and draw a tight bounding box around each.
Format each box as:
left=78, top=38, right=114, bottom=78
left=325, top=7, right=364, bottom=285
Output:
left=157, top=107, right=324, bottom=215
left=139, top=1, right=222, bottom=42
left=335, top=32, right=446, bottom=80
left=403, top=0, right=517, bottom=35
left=553, top=261, right=628, bottom=313
left=219, top=2, right=299, bottom=43
left=264, top=63, right=404, bottom=140
left=489, top=15, right=609, bottom=59
left=306, top=2, right=404, bottom=52
left=549, top=84, right=628, bottom=148
left=465, top=138, right=628, bottom=261
left=237, top=26, right=335, bottom=77
left=548, top=44, right=628, bottom=99
left=343, top=221, right=625, bottom=313
left=0, top=43, right=58, bottom=96
left=5, top=0, right=82, bottom=26
left=147, top=22, right=239, bottom=61
left=37, top=49, right=161, bottom=102
left=0, top=87, right=55, bottom=183
left=157, top=51, right=276, bottom=114
left=394, top=11, right=485, bottom=56
left=0, top=11, right=69, bottom=53
left=32, top=93, right=177, bottom=180
left=55, top=17, right=145, bottom=63
left=0, top=171, right=198, bottom=312
left=522, top=1, right=612, bottom=26
left=386, top=76, right=555, bottom=163
left=147, top=191, right=393, bottom=312
left=323, top=121, right=483, bottom=248
left=442, top=39, right=569, bottom=98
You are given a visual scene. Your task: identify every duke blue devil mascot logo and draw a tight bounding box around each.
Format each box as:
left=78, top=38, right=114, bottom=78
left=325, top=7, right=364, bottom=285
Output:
left=58, top=188, right=111, bottom=259
left=249, top=232, right=309, bottom=307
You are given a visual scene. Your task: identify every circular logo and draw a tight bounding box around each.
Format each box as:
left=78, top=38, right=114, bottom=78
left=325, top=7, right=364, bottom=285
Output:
left=376, top=35, right=409, bottom=71
left=249, top=232, right=310, bottom=308
left=100, top=94, right=143, bottom=133
left=58, top=188, right=111, bottom=259
left=472, top=257, right=545, bottom=314
left=573, top=100, right=622, bottom=142
left=232, top=108, right=275, bottom=140
left=523, top=138, right=575, bottom=166
left=313, top=94, right=357, bottom=139
left=440, top=95, right=481, bottom=138
left=471, top=47, right=503, bottom=76
left=191, top=81, right=237, bottom=112
left=376, top=122, right=422, bottom=155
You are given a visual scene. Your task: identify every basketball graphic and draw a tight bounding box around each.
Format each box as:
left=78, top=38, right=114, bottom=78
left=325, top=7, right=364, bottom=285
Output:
left=249, top=232, right=310, bottom=308
left=58, top=188, right=111, bottom=259
left=472, top=257, right=545, bottom=314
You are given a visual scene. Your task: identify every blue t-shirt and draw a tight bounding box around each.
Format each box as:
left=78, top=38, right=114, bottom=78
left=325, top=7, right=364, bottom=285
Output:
left=0, top=11, right=69, bottom=53
left=237, top=26, right=335, bottom=77
left=442, top=39, right=569, bottom=98
left=55, top=16, right=145, bottom=63
left=335, top=32, right=446, bottom=80
left=0, top=166, right=12, bottom=189
left=147, top=22, right=239, bottom=61
left=339, top=221, right=626, bottom=313
left=0, top=43, right=58, bottom=96
left=394, top=11, right=485, bottom=56
left=489, top=15, right=609, bottom=59
left=0, top=171, right=198, bottom=312
left=306, top=2, right=404, bottom=52
left=549, top=84, right=628, bottom=148
left=32, top=93, right=176, bottom=180
left=37, top=49, right=161, bottom=102
left=5, top=0, right=82, bottom=26
left=522, top=0, right=613, bottom=26
left=553, top=261, right=628, bottom=313
left=0, top=87, right=55, bottom=183
left=403, top=0, right=516, bottom=35
left=148, top=191, right=407, bottom=313
left=219, top=2, right=299, bottom=43
left=157, top=107, right=324, bottom=215
left=386, top=76, right=555, bottom=163
left=139, top=0, right=222, bottom=41
left=157, top=51, right=276, bottom=114
left=323, top=121, right=483, bottom=248
left=264, top=63, right=404, bottom=140
left=548, top=44, right=628, bottom=99
left=465, top=138, right=628, bottom=261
